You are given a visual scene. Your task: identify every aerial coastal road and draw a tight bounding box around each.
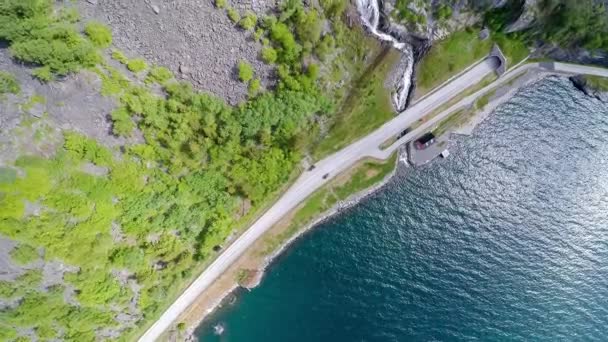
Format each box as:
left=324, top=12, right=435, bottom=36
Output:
left=139, top=60, right=608, bottom=341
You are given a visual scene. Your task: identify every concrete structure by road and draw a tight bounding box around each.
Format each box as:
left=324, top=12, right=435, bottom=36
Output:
left=139, top=60, right=608, bottom=341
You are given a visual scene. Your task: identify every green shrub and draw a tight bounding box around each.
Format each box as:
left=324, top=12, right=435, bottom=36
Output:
left=269, top=22, right=302, bottom=63
left=96, top=65, right=131, bottom=95
left=110, top=107, right=135, bottom=137
left=237, top=61, right=254, bottom=82
left=315, top=34, right=335, bottom=61
left=0, top=326, right=17, bottom=341
left=227, top=7, right=240, bottom=23
left=145, top=66, right=173, bottom=84
left=248, top=78, right=261, bottom=97
left=294, top=9, right=322, bottom=45
left=31, top=66, right=53, bottom=82
left=435, top=4, right=452, bottom=21
left=319, top=0, right=347, bottom=19
left=84, top=21, right=113, bottom=48
left=254, top=28, right=265, bottom=41
left=261, top=47, right=278, bottom=64
left=0, top=193, right=24, bottom=220
left=63, top=131, right=113, bottom=166
left=0, top=71, right=20, bottom=95
left=111, top=50, right=129, bottom=64
left=58, top=7, right=80, bottom=23
left=10, top=244, right=39, bottom=266
left=215, top=0, right=227, bottom=9
left=127, top=58, right=148, bottom=72
left=239, top=11, right=257, bottom=30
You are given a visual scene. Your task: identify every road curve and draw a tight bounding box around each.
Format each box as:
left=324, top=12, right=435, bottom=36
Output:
left=138, top=60, right=608, bottom=341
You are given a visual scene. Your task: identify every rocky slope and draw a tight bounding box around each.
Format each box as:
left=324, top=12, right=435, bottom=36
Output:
left=77, top=0, right=275, bottom=105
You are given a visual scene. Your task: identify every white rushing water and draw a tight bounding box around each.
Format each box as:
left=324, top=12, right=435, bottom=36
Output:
left=356, top=0, right=414, bottom=111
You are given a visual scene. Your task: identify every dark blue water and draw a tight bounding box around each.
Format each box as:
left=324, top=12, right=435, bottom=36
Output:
left=196, top=77, right=608, bottom=341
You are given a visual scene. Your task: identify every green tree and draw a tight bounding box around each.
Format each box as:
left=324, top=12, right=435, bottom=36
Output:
left=261, top=46, right=278, bottom=63
left=239, top=11, right=257, bottom=31
left=269, top=22, right=302, bottom=63
left=319, top=0, right=347, bottom=18
left=295, top=9, right=322, bottom=44
left=248, top=78, right=261, bottom=97
left=238, top=61, right=254, bottom=82
left=227, top=7, right=240, bottom=23
left=111, top=107, right=135, bottom=136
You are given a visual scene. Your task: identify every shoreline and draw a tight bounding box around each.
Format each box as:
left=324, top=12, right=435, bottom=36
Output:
left=181, top=71, right=548, bottom=339
left=179, top=70, right=553, bottom=340
left=178, top=155, right=402, bottom=340
left=170, top=63, right=608, bottom=340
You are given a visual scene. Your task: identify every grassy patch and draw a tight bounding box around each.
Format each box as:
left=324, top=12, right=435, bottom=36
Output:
left=493, top=33, right=529, bottom=66
left=416, top=29, right=493, bottom=95
left=314, top=49, right=401, bottom=159
left=416, top=29, right=529, bottom=97
left=584, top=75, right=608, bottom=91
left=433, top=108, right=471, bottom=136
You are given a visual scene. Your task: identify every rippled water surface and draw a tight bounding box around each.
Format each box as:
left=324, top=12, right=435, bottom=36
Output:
left=196, top=77, right=608, bottom=341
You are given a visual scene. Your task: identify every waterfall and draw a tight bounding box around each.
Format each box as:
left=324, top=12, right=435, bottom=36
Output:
left=355, top=0, right=415, bottom=112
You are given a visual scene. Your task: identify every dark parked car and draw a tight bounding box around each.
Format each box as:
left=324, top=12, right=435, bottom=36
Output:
left=414, top=132, right=436, bottom=150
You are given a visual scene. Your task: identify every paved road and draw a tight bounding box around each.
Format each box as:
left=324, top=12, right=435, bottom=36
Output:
left=139, top=60, right=608, bottom=341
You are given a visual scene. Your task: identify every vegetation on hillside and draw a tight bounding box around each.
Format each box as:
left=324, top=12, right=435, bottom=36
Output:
left=583, top=75, right=608, bottom=92
left=219, top=0, right=395, bottom=158
left=537, top=0, right=608, bottom=51
left=485, top=0, right=608, bottom=53
left=0, top=0, right=401, bottom=340
left=0, top=71, right=20, bottom=95
left=415, top=1, right=531, bottom=96
left=0, top=0, right=102, bottom=81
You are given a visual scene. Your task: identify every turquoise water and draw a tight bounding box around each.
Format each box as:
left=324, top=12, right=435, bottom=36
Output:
left=196, top=77, right=608, bottom=341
